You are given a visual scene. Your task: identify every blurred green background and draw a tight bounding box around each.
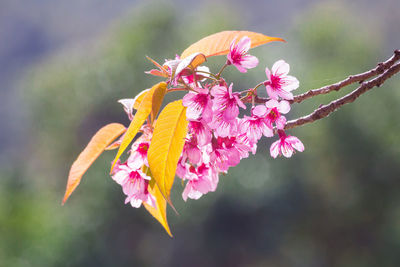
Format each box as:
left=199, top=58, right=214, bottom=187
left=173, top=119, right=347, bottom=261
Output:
left=1, top=0, right=400, bottom=266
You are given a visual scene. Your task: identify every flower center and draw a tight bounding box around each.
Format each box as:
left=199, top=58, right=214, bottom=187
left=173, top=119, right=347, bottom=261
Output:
left=189, top=166, right=196, bottom=173
left=267, top=108, right=280, bottom=122
left=217, top=136, right=236, bottom=148
left=194, top=93, right=209, bottom=107
left=129, top=170, right=141, bottom=182
left=270, top=75, right=282, bottom=89
left=137, top=143, right=149, bottom=156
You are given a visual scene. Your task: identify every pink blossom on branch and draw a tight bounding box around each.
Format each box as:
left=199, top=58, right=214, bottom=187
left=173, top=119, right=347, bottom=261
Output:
left=188, top=120, right=212, bottom=147
left=111, top=161, right=156, bottom=208
left=265, top=60, right=299, bottom=100
left=111, top=135, right=156, bottom=208
left=182, top=87, right=213, bottom=122
left=179, top=163, right=218, bottom=201
left=227, top=36, right=259, bottom=73
left=265, top=99, right=290, bottom=130
left=270, top=130, right=304, bottom=158
left=239, top=105, right=274, bottom=144
left=210, top=84, right=246, bottom=137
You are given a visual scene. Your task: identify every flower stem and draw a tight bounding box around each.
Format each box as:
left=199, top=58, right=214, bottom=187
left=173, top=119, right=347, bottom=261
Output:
left=253, top=81, right=266, bottom=91
left=196, top=70, right=219, bottom=80
left=216, top=63, right=229, bottom=79
left=167, top=87, right=188, bottom=93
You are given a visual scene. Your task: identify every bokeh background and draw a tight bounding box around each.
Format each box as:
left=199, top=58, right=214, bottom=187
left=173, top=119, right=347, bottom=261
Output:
left=1, top=0, right=400, bottom=266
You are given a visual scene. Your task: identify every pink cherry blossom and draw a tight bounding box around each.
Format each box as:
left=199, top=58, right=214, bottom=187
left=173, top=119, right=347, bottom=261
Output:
left=128, top=140, right=150, bottom=169
left=211, top=84, right=246, bottom=120
left=265, top=60, right=299, bottom=100
left=182, top=87, right=213, bottom=122
left=111, top=161, right=156, bottom=208
left=237, top=133, right=257, bottom=155
left=181, top=164, right=217, bottom=201
left=265, top=99, right=290, bottom=130
left=188, top=120, right=212, bottom=147
left=227, top=36, right=259, bottom=73
left=209, top=112, right=238, bottom=137
left=182, top=136, right=202, bottom=165
left=210, top=84, right=246, bottom=137
left=239, top=105, right=274, bottom=143
left=270, top=130, right=304, bottom=158
left=210, top=135, right=252, bottom=171
left=122, top=169, right=156, bottom=208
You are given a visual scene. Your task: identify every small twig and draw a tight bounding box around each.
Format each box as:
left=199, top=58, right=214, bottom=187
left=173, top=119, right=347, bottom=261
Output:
left=250, top=50, right=400, bottom=105
left=291, top=49, right=400, bottom=104
left=284, top=62, right=400, bottom=130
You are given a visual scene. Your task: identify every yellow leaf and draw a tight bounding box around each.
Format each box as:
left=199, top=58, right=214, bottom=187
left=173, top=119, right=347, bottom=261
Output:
left=111, top=82, right=167, bottom=172
left=143, top=167, right=172, bottom=237
left=62, top=123, right=126, bottom=204
left=151, top=84, right=167, bottom=123
left=132, top=89, right=150, bottom=110
left=147, top=100, right=189, bottom=205
left=181, top=30, right=285, bottom=59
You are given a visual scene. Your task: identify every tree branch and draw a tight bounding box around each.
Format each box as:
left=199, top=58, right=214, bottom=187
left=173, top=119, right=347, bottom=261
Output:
left=291, top=49, right=400, bottom=104
left=252, top=50, right=400, bottom=105
left=284, top=62, right=400, bottom=130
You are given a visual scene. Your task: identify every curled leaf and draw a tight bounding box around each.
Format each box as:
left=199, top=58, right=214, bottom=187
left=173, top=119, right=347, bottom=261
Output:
left=62, top=123, right=126, bottom=204
left=148, top=100, right=189, bottom=205
left=181, top=30, right=285, bottom=59
left=174, top=53, right=206, bottom=79
left=118, top=99, right=135, bottom=120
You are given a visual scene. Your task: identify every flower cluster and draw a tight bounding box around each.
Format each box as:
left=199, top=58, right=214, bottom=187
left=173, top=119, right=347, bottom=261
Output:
left=112, top=36, right=304, bottom=206
left=111, top=125, right=156, bottom=208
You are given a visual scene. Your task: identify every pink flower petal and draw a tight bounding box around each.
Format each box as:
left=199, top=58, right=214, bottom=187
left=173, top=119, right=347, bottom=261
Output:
left=275, top=116, right=287, bottom=130
left=272, top=60, right=290, bottom=76
left=236, top=36, right=251, bottom=53
left=270, top=140, right=280, bottom=158
left=278, top=100, right=291, bottom=114
left=265, top=99, right=279, bottom=109
left=252, top=105, right=267, bottom=117
left=281, top=75, right=299, bottom=91
left=286, top=136, right=305, bottom=152
left=281, top=142, right=294, bottom=158
left=266, top=85, right=279, bottom=100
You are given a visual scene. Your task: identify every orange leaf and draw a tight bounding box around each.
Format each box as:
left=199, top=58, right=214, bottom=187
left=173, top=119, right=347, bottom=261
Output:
left=62, top=123, right=126, bottom=204
left=147, top=100, right=188, bottom=205
left=143, top=167, right=172, bottom=237
left=181, top=30, right=285, bottom=59
left=145, top=56, right=169, bottom=77
left=111, top=82, right=167, bottom=172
